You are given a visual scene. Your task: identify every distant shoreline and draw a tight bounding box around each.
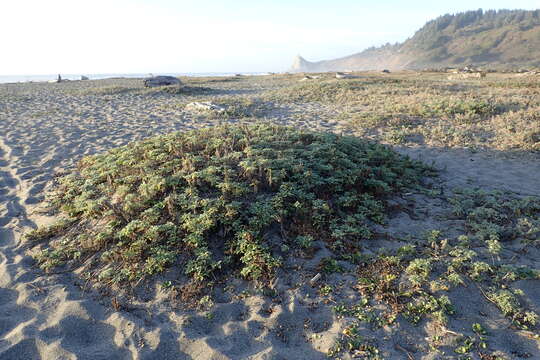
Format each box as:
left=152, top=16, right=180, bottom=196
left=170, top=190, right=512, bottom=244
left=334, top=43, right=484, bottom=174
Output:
left=0, top=72, right=271, bottom=84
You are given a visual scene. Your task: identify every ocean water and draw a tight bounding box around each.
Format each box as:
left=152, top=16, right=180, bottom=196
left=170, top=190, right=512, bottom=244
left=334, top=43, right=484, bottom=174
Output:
left=0, top=72, right=270, bottom=84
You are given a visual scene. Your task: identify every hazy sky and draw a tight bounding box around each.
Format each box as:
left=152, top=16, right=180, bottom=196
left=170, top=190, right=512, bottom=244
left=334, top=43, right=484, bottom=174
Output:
left=1, top=0, right=538, bottom=75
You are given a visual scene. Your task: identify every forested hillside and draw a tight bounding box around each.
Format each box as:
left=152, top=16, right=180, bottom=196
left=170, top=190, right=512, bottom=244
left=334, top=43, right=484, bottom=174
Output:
left=291, top=9, right=540, bottom=71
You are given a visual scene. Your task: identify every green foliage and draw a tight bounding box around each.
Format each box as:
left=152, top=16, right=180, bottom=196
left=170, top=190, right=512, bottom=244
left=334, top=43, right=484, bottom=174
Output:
left=266, top=80, right=367, bottom=104
left=333, top=298, right=372, bottom=322
left=454, top=336, right=475, bottom=354
left=418, top=98, right=499, bottom=119
left=327, top=322, right=381, bottom=359
left=488, top=289, right=538, bottom=329
left=25, top=218, right=75, bottom=241
left=450, top=188, right=540, bottom=250
left=448, top=247, right=477, bottom=271
left=320, top=258, right=345, bottom=274
left=472, top=322, right=486, bottom=335
left=495, top=265, right=540, bottom=282
left=319, top=284, right=333, bottom=296
left=295, top=235, right=314, bottom=249
left=217, top=97, right=267, bottom=118
left=397, top=244, right=416, bottom=258
left=31, top=124, right=429, bottom=284
left=406, top=258, right=432, bottom=286
left=187, top=97, right=268, bottom=119
left=77, top=86, right=138, bottom=96
left=426, top=229, right=442, bottom=245
left=404, top=294, right=454, bottom=325
left=469, top=261, right=492, bottom=281
left=446, top=271, right=465, bottom=286
left=409, top=9, right=540, bottom=68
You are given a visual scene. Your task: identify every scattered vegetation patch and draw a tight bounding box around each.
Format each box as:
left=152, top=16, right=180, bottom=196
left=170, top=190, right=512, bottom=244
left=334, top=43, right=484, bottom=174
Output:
left=327, top=323, right=381, bottom=359
left=354, top=251, right=455, bottom=328
left=205, top=97, right=270, bottom=119
left=25, top=218, right=75, bottom=242
left=77, top=86, right=139, bottom=96
left=337, top=215, right=539, bottom=344
left=265, top=78, right=404, bottom=104
left=449, top=188, right=540, bottom=253
left=29, top=124, right=430, bottom=288
left=259, top=74, right=539, bottom=151
left=154, top=86, right=214, bottom=95
left=184, top=76, right=243, bottom=84
left=74, top=84, right=215, bottom=97
left=165, top=97, right=270, bottom=119
left=266, top=80, right=365, bottom=104
left=416, top=98, right=500, bottom=119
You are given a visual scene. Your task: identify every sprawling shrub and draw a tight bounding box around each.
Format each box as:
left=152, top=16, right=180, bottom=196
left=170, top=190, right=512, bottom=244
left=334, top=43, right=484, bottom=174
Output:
left=31, top=124, right=430, bottom=283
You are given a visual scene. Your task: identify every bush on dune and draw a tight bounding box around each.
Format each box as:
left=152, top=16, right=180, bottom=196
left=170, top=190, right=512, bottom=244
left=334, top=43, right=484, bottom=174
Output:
left=29, top=124, right=431, bottom=285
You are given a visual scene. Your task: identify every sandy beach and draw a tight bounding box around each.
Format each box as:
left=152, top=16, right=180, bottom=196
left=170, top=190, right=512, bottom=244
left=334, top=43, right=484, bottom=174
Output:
left=0, top=74, right=539, bottom=359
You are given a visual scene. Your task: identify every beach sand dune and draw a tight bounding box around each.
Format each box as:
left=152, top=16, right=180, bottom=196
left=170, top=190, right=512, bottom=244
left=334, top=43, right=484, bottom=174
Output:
left=0, top=76, right=538, bottom=359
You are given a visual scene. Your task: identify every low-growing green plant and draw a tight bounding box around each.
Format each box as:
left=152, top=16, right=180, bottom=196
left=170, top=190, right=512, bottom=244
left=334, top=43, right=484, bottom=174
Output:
left=328, top=323, right=381, bottom=359
left=197, top=97, right=268, bottom=119
left=333, top=298, right=374, bottom=323
left=320, top=258, right=345, bottom=274
left=406, top=258, right=432, bottom=286
left=404, top=293, right=454, bottom=325
left=426, top=230, right=442, bottom=245
left=449, top=189, right=540, bottom=253
left=161, top=280, right=173, bottom=289
left=295, top=235, right=314, bottom=249
left=495, top=265, right=540, bottom=282
left=30, top=124, right=430, bottom=286
left=469, top=261, right=493, bottom=281
left=446, top=271, right=465, bottom=286
left=76, top=86, right=138, bottom=96
left=198, top=295, right=215, bottom=310
left=266, top=80, right=366, bottom=104
left=25, top=218, right=75, bottom=241
left=419, top=98, right=499, bottom=120
left=448, top=247, right=477, bottom=271
left=472, top=322, right=486, bottom=335
left=488, top=289, right=538, bottom=329
left=319, top=284, right=333, bottom=296
left=454, top=336, right=476, bottom=354
left=397, top=244, right=416, bottom=258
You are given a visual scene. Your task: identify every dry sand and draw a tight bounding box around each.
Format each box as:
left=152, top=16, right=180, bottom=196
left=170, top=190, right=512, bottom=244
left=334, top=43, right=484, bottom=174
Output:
left=0, top=77, right=538, bottom=359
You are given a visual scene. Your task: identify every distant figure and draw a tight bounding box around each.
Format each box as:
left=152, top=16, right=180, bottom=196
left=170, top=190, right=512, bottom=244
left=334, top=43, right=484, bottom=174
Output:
left=57, top=74, right=62, bottom=83
left=382, top=69, right=391, bottom=74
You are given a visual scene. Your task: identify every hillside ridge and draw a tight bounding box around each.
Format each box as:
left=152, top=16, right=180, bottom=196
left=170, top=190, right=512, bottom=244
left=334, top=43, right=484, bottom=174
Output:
left=291, top=9, right=540, bottom=72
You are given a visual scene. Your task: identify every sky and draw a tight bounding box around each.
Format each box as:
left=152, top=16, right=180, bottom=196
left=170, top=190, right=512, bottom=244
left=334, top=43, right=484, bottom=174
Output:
left=1, top=0, right=539, bottom=75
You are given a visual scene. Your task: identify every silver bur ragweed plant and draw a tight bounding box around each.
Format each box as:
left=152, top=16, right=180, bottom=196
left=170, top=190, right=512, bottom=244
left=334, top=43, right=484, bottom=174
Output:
left=29, top=124, right=431, bottom=286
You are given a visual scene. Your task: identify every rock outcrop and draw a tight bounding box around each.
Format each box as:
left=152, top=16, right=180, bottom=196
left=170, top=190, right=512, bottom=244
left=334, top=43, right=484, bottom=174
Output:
left=290, top=55, right=315, bottom=72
